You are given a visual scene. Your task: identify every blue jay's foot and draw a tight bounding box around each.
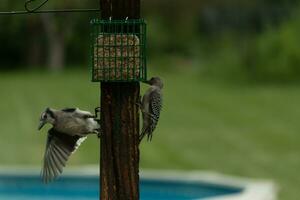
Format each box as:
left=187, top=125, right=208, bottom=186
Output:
left=95, top=119, right=102, bottom=139
left=91, top=127, right=102, bottom=138
left=92, top=129, right=101, bottom=139
left=95, top=106, right=100, bottom=112
left=97, top=128, right=102, bottom=139
left=94, top=107, right=100, bottom=119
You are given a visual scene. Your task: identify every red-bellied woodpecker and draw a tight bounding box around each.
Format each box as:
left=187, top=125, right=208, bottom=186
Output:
left=38, top=107, right=100, bottom=183
left=139, top=77, right=163, bottom=142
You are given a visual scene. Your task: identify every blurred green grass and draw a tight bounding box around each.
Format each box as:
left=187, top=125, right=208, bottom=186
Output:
left=0, top=67, right=300, bottom=200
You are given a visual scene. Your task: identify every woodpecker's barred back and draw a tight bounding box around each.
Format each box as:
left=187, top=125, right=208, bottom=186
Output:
left=140, top=77, right=163, bottom=142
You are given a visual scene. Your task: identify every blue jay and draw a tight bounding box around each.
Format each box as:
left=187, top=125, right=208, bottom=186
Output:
left=38, top=107, right=100, bottom=183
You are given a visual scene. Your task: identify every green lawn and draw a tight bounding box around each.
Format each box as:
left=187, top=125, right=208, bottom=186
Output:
left=0, top=67, right=299, bottom=199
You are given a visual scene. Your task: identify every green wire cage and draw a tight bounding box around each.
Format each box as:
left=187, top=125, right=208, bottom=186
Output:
left=90, top=19, right=147, bottom=82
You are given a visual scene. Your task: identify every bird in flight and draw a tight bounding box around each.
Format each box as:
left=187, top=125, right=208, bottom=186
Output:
left=38, top=107, right=100, bottom=183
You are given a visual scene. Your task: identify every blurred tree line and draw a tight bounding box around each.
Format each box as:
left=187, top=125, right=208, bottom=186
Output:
left=0, top=0, right=300, bottom=82
left=0, top=0, right=98, bottom=70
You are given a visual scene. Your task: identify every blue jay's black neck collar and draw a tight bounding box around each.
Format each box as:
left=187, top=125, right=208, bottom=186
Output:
left=46, top=108, right=55, bottom=119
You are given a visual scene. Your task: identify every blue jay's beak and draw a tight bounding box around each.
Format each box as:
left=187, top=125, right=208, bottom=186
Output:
left=38, top=120, right=46, bottom=131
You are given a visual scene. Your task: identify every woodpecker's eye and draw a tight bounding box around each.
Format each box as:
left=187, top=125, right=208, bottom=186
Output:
left=43, top=114, right=47, bottom=119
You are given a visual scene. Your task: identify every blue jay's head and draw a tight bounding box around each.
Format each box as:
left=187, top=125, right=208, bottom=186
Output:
left=38, top=108, right=55, bottom=131
left=147, top=77, right=163, bottom=89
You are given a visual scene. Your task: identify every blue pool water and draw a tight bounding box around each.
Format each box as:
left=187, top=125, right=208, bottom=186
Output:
left=0, top=175, right=242, bottom=200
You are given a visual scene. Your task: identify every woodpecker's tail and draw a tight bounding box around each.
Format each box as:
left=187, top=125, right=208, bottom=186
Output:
left=139, top=126, right=153, bottom=142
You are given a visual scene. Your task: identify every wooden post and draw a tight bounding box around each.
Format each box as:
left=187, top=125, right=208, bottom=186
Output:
left=99, top=0, right=140, bottom=200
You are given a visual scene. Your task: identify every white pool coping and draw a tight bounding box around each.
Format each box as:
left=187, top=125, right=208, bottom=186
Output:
left=0, top=166, right=277, bottom=200
left=141, top=170, right=277, bottom=200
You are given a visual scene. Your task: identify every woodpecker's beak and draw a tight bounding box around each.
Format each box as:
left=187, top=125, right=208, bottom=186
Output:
left=38, top=120, right=46, bottom=131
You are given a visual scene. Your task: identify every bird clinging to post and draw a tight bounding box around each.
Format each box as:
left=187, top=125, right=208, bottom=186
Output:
left=38, top=107, right=100, bottom=183
left=139, top=77, right=163, bottom=142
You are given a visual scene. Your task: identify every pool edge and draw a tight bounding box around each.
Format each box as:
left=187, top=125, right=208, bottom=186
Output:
left=0, top=166, right=277, bottom=200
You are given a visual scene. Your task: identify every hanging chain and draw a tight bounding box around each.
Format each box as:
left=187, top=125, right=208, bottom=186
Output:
left=0, top=0, right=100, bottom=15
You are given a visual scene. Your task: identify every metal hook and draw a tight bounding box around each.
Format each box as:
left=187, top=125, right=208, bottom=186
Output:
left=0, top=0, right=101, bottom=15
left=25, top=0, right=49, bottom=13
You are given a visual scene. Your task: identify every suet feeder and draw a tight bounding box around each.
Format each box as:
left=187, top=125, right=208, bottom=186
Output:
left=90, top=19, right=147, bottom=82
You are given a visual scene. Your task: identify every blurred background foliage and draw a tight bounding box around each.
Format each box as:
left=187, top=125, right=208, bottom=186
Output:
left=1, top=1, right=300, bottom=200
left=0, top=0, right=299, bottom=82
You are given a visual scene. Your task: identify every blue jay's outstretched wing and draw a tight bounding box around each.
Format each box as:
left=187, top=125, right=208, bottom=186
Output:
left=41, top=128, right=86, bottom=183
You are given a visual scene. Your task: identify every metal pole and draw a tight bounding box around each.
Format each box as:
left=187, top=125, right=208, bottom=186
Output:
left=99, top=0, right=140, bottom=199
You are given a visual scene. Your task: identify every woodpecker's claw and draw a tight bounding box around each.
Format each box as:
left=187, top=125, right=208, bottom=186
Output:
left=136, top=96, right=142, bottom=108
left=136, top=96, right=153, bottom=117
